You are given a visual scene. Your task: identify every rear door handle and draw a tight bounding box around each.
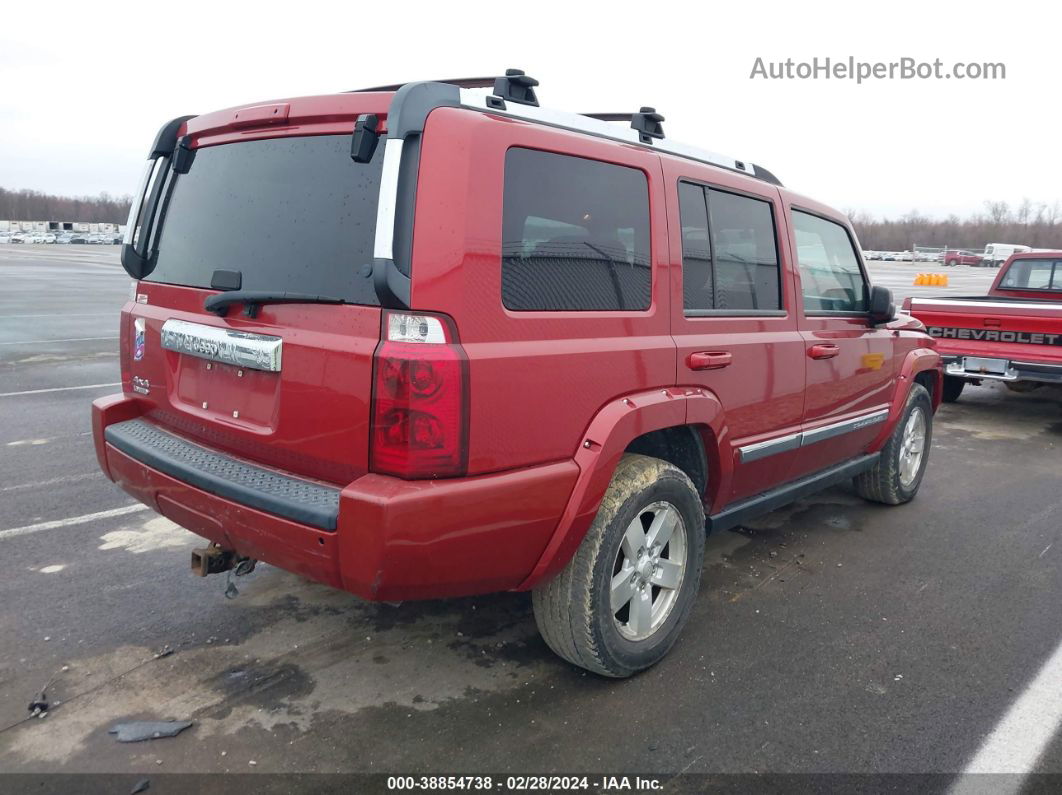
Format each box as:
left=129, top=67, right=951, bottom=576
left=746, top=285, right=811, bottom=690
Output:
left=687, top=351, right=733, bottom=370
left=808, top=343, right=840, bottom=360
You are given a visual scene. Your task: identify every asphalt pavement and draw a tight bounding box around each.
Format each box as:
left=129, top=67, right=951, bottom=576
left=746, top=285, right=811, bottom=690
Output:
left=0, top=248, right=1058, bottom=789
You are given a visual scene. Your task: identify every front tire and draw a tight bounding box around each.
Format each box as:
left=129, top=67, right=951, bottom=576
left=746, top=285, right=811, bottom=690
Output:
left=942, top=376, right=965, bottom=403
left=854, top=384, right=933, bottom=505
left=532, top=454, right=705, bottom=678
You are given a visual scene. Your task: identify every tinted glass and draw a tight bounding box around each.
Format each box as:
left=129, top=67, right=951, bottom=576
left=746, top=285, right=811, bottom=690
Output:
left=999, top=258, right=1061, bottom=290
left=678, top=182, right=713, bottom=311
left=793, top=211, right=868, bottom=312
left=705, top=188, right=780, bottom=310
left=146, top=135, right=383, bottom=306
left=502, top=148, right=651, bottom=311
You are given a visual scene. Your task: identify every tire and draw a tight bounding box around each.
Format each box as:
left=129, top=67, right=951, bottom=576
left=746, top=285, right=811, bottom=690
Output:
left=942, top=376, right=965, bottom=403
left=854, top=384, right=933, bottom=505
left=532, top=454, right=705, bottom=678
left=946, top=258, right=958, bottom=267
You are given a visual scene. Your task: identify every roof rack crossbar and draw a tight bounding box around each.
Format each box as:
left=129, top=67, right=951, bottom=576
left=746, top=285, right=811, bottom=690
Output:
left=582, top=112, right=635, bottom=122
left=347, top=76, right=498, bottom=93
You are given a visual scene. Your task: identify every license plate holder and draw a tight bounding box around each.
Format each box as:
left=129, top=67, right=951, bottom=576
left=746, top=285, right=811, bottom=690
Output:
left=962, top=356, right=1010, bottom=375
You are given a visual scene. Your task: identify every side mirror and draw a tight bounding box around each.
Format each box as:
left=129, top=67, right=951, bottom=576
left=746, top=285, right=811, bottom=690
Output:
left=869, top=285, right=895, bottom=325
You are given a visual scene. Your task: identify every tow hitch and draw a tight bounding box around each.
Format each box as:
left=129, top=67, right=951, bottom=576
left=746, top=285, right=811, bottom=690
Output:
left=190, top=545, right=258, bottom=598
left=190, top=544, right=235, bottom=577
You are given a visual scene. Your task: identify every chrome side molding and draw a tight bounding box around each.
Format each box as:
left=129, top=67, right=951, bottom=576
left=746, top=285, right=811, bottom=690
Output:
left=738, top=409, right=889, bottom=463
left=160, top=319, right=282, bottom=372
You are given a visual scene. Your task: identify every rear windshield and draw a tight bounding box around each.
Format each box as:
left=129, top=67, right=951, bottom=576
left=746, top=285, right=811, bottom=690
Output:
left=999, top=258, right=1062, bottom=291
left=146, top=134, right=383, bottom=305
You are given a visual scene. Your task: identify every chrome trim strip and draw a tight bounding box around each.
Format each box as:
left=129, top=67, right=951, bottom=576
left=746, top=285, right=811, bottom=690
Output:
left=1011, top=361, right=1062, bottom=371
left=914, top=299, right=1062, bottom=311
left=801, top=409, right=889, bottom=446
left=160, top=319, right=282, bottom=372
left=738, top=409, right=890, bottom=462
left=739, top=433, right=801, bottom=463
left=458, top=88, right=758, bottom=177
left=372, top=138, right=404, bottom=261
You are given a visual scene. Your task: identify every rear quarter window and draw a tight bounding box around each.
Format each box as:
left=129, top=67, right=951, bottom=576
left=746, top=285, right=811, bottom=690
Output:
left=501, top=148, right=651, bottom=312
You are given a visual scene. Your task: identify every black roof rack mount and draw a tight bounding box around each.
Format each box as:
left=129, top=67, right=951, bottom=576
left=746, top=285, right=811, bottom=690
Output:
left=491, top=68, right=539, bottom=107
left=630, top=106, right=665, bottom=144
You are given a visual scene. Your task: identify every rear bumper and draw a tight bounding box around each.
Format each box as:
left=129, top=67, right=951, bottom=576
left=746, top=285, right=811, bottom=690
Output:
left=941, top=354, right=1062, bottom=385
left=93, top=394, right=579, bottom=601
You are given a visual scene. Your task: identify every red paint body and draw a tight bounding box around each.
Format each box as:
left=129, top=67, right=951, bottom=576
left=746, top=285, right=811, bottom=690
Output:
left=942, top=249, right=984, bottom=267
left=93, top=91, right=941, bottom=601
left=907, top=251, right=1062, bottom=383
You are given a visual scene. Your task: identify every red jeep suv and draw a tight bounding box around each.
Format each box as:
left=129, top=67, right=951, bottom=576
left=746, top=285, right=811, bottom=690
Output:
left=93, top=71, right=942, bottom=677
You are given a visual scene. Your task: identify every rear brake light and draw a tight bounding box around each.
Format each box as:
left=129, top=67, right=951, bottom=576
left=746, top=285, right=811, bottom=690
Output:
left=370, top=311, right=468, bottom=479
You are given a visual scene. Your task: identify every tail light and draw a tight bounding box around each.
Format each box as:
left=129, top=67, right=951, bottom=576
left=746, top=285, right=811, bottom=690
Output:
left=370, top=311, right=469, bottom=479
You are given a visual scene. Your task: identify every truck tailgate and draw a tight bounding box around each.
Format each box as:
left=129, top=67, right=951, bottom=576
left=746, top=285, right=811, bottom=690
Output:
left=908, top=296, right=1062, bottom=365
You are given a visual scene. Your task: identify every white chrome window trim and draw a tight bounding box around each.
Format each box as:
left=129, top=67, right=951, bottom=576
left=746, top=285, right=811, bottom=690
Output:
left=372, top=138, right=404, bottom=261
left=123, top=160, right=156, bottom=246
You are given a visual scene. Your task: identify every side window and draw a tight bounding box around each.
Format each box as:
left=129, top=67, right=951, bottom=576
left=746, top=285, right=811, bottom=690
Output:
left=501, top=148, right=651, bottom=312
left=677, top=182, right=781, bottom=313
left=792, top=211, right=869, bottom=313
left=999, top=259, right=1060, bottom=290
left=678, top=182, right=712, bottom=310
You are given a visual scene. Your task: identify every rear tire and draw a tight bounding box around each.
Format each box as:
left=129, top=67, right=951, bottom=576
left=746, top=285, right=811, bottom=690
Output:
left=532, top=454, right=705, bottom=678
left=855, top=384, right=933, bottom=505
left=942, top=376, right=965, bottom=403
left=946, top=258, right=958, bottom=267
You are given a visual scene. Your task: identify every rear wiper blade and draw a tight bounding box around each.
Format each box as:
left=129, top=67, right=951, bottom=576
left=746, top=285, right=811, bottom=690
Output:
left=204, top=290, right=345, bottom=318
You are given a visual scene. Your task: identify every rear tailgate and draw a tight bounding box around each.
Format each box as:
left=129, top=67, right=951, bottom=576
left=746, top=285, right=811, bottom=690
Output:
left=118, top=95, right=394, bottom=486
left=123, top=291, right=379, bottom=485
left=908, top=296, right=1062, bottom=365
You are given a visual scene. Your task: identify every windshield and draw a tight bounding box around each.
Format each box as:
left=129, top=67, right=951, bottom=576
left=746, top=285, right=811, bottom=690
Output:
left=146, top=134, right=384, bottom=306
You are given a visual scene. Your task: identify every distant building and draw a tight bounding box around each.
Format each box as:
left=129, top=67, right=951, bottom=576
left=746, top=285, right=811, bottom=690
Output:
left=1, top=220, right=123, bottom=235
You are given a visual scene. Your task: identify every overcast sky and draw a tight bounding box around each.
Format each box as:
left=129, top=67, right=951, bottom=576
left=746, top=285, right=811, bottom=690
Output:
left=1, top=0, right=1057, bottom=219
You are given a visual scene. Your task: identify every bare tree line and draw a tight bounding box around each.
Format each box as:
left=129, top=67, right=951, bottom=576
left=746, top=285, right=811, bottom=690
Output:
left=849, top=200, right=1062, bottom=252
left=0, top=187, right=133, bottom=224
